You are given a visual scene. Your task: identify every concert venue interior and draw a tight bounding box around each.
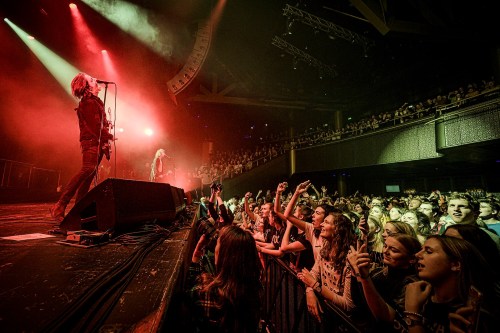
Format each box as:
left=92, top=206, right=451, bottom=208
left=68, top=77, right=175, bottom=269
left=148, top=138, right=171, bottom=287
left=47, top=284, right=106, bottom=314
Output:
left=1, top=1, right=499, bottom=332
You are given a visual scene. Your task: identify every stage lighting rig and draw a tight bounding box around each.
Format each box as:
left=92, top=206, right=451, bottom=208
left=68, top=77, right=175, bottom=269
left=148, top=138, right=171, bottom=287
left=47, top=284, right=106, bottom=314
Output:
left=271, top=36, right=337, bottom=78
left=282, top=4, right=373, bottom=52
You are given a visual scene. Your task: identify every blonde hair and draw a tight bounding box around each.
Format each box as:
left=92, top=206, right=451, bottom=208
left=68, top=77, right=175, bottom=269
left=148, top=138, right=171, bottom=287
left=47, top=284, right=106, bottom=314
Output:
left=71, top=73, right=90, bottom=99
left=149, top=149, right=166, bottom=181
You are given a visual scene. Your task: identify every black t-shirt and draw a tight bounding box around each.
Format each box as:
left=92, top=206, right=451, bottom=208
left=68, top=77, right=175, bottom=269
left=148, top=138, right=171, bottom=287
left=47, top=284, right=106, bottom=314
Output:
left=292, top=231, right=315, bottom=270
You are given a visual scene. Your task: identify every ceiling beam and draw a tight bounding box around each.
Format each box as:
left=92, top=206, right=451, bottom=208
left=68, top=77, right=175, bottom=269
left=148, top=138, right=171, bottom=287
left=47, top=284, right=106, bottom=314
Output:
left=350, top=0, right=390, bottom=35
left=188, top=94, right=338, bottom=111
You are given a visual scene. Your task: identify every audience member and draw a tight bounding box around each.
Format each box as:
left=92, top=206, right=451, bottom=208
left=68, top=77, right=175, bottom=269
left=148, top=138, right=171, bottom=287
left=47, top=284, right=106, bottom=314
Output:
left=404, top=235, right=497, bottom=332
left=189, top=179, right=500, bottom=332
left=349, top=234, right=421, bottom=331
left=188, top=226, right=262, bottom=333
left=297, top=210, right=357, bottom=313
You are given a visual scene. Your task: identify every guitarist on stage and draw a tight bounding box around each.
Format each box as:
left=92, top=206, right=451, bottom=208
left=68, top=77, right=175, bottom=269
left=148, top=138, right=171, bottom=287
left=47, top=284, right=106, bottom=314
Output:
left=50, top=72, right=113, bottom=223
left=149, top=148, right=173, bottom=183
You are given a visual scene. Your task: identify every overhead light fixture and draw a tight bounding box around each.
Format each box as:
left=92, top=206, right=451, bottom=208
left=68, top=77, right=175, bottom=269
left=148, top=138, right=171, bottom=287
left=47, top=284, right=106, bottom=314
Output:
left=286, top=19, right=294, bottom=35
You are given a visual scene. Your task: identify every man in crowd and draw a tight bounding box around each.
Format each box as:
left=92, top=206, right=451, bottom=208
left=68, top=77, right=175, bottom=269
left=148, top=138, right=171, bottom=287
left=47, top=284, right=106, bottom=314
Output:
left=439, top=193, right=500, bottom=250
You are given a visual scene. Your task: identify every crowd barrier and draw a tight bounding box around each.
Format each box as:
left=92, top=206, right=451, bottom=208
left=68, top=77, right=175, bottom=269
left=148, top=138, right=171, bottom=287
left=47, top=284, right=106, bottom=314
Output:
left=262, top=256, right=367, bottom=333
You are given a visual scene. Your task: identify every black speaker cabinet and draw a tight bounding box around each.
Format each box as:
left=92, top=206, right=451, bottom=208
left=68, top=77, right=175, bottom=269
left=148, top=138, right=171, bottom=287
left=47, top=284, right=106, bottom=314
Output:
left=59, top=178, right=184, bottom=232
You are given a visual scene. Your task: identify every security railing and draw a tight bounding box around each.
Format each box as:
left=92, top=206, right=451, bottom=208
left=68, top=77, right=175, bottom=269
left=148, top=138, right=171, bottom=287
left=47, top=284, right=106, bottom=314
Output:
left=0, top=158, right=60, bottom=190
left=262, top=257, right=366, bottom=333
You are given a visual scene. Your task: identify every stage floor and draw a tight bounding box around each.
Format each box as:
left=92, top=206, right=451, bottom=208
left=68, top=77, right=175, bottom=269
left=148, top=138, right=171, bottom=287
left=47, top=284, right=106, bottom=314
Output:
left=0, top=202, right=196, bottom=332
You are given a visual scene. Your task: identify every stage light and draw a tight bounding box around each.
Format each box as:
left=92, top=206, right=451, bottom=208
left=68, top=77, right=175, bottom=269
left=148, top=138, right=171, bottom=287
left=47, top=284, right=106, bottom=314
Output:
left=144, top=128, right=154, bottom=136
left=118, top=128, right=124, bottom=133
left=82, top=0, right=174, bottom=58
left=70, top=2, right=100, bottom=55
left=100, top=48, right=118, bottom=81
left=5, top=19, right=80, bottom=96
left=69, top=3, right=77, bottom=10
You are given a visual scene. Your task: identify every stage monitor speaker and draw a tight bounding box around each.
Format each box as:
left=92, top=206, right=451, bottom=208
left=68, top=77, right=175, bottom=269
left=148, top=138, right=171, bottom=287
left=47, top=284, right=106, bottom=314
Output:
left=59, top=178, right=181, bottom=232
left=169, top=186, right=186, bottom=214
left=177, top=187, right=186, bottom=207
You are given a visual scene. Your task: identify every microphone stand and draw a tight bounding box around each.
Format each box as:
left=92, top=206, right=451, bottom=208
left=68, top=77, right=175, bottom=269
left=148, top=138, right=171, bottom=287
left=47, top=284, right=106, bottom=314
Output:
left=102, top=82, right=109, bottom=107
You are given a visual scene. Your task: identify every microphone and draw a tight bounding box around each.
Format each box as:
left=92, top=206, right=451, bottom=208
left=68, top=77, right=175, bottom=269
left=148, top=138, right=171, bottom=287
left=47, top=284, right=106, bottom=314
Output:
left=96, top=79, right=115, bottom=84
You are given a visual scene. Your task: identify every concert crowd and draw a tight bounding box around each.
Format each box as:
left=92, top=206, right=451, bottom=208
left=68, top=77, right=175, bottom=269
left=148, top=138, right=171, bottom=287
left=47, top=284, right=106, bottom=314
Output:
left=186, top=181, right=500, bottom=333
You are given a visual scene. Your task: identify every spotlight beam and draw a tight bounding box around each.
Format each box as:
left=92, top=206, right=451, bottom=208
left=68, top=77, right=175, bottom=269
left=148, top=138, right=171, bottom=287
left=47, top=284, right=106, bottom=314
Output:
left=5, top=19, right=79, bottom=97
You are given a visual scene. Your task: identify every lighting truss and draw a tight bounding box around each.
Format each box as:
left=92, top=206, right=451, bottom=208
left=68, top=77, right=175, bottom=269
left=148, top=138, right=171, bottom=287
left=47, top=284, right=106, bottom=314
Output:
left=283, top=4, right=373, bottom=51
left=271, top=36, right=337, bottom=78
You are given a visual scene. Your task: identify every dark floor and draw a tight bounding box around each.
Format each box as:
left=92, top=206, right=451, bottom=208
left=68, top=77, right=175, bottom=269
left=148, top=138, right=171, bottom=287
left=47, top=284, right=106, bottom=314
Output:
left=0, top=202, right=195, bottom=333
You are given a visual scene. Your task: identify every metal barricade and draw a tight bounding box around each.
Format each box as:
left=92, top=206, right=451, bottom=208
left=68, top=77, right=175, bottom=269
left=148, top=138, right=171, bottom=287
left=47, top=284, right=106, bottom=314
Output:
left=262, top=257, right=365, bottom=333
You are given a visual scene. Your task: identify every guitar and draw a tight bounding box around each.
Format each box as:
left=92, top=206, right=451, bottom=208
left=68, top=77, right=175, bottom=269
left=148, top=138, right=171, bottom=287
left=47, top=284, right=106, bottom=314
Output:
left=101, top=140, right=112, bottom=160
left=101, top=118, right=114, bottom=161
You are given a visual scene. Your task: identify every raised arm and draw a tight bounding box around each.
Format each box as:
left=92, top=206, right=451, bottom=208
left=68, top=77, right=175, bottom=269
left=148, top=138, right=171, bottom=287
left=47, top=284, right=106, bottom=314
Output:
left=255, top=189, right=263, bottom=200
left=244, top=192, right=257, bottom=221
left=257, top=244, right=285, bottom=257
left=283, top=180, right=311, bottom=231
left=348, top=242, right=396, bottom=322
left=216, top=189, right=232, bottom=226
left=274, top=182, right=288, bottom=213
left=208, top=186, right=219, bottom=221
left=310, top=183, right=321, bottom=200
left=280, top=220, right=307, bottom=253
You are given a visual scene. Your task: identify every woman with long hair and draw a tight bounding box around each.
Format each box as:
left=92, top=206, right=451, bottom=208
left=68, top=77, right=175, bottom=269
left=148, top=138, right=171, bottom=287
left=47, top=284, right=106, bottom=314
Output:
left=189, top=226, right=262, bottom=333
left=404, top=235, right=498, bottom=332
left=297, top=210, right=357, bottom=312
left=349, top=233, right=421, bottom=331
left=280, top=180, right=333, bottom=322
left=149, top=148, right=171, bottom=182
left=361, top=215, right=385, bottom=265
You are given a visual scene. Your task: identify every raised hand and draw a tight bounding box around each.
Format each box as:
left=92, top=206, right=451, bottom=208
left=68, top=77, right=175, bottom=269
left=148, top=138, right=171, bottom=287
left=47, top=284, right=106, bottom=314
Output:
left=295, top=180, right=311, bottom=194
left=348, top=240, right=370, bottom=279
left=276, top=182, right=288, bottom=193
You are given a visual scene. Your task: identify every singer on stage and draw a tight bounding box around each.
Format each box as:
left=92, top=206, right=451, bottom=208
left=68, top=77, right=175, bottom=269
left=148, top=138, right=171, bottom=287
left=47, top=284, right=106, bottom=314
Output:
left=50, top=72, right=113, bottom=223
left=150, top=148, right=173, bottom=183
